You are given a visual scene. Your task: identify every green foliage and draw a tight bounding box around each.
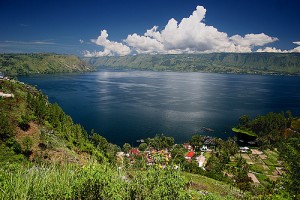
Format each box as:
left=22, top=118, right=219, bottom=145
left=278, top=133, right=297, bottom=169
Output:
left=235, top=111, right=290, bottom=148
left=0, top=164, right=76, bottom=199
left=18, top=114, right=30, bottom=131
left=74, top=164, right=128, bottom=199
left=0, top=163, right=192, bottom=199
left=0, top=112, right=14, bottom=141
left=0, top=53, right=94, bottom=76
left=90, top=130, right=109, bottom=152
left=122, top=143, right=131, bottom=153
left=145, top=134, right=174, bottom=150
left=138, top=142, right=148, bottom=151
left=279, top=137, right=300, bottom=198
left=0, top=144, right=27, bottom=164
left=84, top=53, right=300, bottom=75
left=239, top=115, right=251, bottom=127
left=169, top=144, right=186, bottom=164
left=5, top=138, right=22, bottom=154
left=128, top=166, right=191, bottom=199
left=205, top=153, right=227, bottom=181
left=233, top=157, right=251, bottom=191
left=232, top=127, right=257, bottom=137
left=0, top=79, right=116, bottom=165
left=190, top=134, right=203, bottom=148
left=22, top=136, right=33, bottom=153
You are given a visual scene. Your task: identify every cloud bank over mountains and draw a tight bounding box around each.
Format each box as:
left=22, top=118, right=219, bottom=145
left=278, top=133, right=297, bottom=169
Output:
left=83, top=5, right=300, bottom=57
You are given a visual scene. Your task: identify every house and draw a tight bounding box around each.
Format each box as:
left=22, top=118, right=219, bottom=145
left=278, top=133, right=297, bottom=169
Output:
left=129, top=148, right=140, bottom=156
left=0, top=91, right=14, bottom=98
left=185, top=151, right=195, bottom=160
left=183, top=143, right=193, bottom=151
left=200, top=145, right=208, bottom=152
left=196, top=155, right=206, bottom=168
left=239, top=147, right=250, bottom=153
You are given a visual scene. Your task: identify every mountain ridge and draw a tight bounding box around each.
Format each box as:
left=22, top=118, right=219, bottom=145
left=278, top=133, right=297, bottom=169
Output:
left=83, top=53, right=300, bottom=75
left=0, top=53, right=94, bottom=76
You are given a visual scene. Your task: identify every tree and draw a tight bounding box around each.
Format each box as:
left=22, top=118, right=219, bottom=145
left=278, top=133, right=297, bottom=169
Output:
left=286, top=110, right=293, bottom=128
left=22, top=136, right=33, bottom=154
left=279, top=137, right=300, bottom=198
left=123, top=143, right=131, bottom=153
left=90, top=131, right=109, bottom=152
left=0, top=113, right=14, bottom=141
left=138, top=143, right=147, bottom=151
left=239, top=115, right=251, bottom=127
left=18, top=114, right=30, bottom=131
left=190, top=134, right=202, bottom=148
left=152, top=134, right=174, bottom=150
left=233, top=156, right=251, bottom=191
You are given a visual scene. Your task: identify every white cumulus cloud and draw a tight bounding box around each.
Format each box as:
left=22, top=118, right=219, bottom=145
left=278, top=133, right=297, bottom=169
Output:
left=84, top=30, right=131, bottom=57
left=290, top=41, right=300, bottom=53
left=256, top=47, right=288, bottom=53
left=293, top=41, right=300, bottom=45
left=124, top=5, right=278, bottom=54
left=256, top=41, right=300, bottom=53
left=84, top=5, right=297, bottom=56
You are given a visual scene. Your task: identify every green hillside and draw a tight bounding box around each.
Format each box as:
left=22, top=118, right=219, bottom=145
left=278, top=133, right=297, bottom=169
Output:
left=1, top=78, right=300, bottom=199
left=84, top=53, right=300, bottom=75
left=0, top=53, right=94, bottom=76
left=0, top=79, right=246, bottom=199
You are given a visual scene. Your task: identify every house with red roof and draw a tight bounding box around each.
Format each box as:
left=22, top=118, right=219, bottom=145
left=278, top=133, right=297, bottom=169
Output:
left=129, top=148, right=140, bottom=156
left=185, top=151, right=195, bottom=160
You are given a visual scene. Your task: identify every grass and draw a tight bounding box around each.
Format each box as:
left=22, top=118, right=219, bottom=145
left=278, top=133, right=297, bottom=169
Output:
left=263, top=159, right=276, bottom=166
left=203, top=151, right=212, bottom=159
left=232, top=127, right=258, bottom=137
left=263, top=150, right=279, bottom=166
left=0, top=164, right=76, bottom=199
left=250, top=164, right=265, bottom=174
left=255, top=173, right=270, bottom=185
left=182, top=172, right=250, bottom=199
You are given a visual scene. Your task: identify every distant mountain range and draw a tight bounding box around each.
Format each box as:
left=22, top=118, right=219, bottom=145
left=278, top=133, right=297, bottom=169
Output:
left=83, top=53, right=300, bottom=75
left=0, top=53, right=94, bottom=76
left=1, top=53, right=300, bottom=76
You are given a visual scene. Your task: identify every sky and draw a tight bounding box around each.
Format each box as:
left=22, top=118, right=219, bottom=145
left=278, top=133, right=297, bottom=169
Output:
left=0, top=0, right=300, bottom=56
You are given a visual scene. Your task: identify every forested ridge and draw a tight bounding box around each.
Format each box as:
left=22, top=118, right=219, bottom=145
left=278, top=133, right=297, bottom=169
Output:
left=84, top=53, right=300, bottom=75
left=0, top=53, right=94, bottom=76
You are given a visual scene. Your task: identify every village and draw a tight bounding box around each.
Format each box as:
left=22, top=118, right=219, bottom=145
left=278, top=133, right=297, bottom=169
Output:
left=0, top=71, right=15, bottom=98
left=117, top=135, right=284, bottom=186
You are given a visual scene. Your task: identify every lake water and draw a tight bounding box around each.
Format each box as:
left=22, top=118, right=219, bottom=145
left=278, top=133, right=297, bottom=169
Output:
left=19, top=70, right=300, bottom=146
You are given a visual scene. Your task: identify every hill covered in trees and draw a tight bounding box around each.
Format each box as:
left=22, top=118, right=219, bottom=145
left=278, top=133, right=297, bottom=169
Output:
left=0, top=53, right=94, bottom=76
left=84, top=53, right=300, bottom=75
left=0, top=79, right=247, bottom=199
left=1, top=78, right=300, bottom=199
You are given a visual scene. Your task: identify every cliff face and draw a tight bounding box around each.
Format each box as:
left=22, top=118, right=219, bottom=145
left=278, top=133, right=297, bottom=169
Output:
left=0, top=53, right=95, bottom=76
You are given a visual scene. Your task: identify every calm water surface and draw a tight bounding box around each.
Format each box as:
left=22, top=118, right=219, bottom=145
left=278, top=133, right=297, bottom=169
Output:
left=19, top=70, right=300, bottom=146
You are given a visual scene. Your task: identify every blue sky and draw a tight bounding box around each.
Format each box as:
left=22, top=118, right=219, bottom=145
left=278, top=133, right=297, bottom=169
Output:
left=0, top=0, right=300, bottom=56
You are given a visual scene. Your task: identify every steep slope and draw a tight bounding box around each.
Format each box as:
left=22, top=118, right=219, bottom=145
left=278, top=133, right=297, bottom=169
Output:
left=0, top=53, right=94, bottom=76
left=0, top=79, right=110, bottom=164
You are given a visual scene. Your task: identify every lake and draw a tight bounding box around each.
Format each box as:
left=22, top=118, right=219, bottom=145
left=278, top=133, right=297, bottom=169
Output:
left=19, top=70, right=300, bottom=146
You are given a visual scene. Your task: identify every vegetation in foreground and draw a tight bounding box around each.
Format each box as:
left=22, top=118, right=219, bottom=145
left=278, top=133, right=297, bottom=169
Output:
left=1, top=79, right=300, bottom=199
